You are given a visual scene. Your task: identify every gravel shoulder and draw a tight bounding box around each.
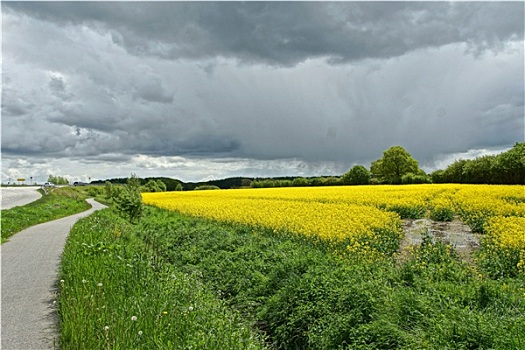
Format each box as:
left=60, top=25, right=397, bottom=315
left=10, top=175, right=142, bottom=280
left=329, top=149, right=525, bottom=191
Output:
left=1, top=187, right=42, bottom=210
left=1, top=199, right=107, bottom=350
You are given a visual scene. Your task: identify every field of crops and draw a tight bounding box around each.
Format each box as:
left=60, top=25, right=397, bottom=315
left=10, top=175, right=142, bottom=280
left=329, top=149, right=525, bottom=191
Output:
left=143, top=184, right=525, bottom=274
left=59, top=184, right=525, bottom=349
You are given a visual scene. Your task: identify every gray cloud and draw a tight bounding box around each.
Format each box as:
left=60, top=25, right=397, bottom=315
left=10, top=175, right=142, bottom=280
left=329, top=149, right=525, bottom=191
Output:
left=1, top=2, right=523, bottom=182
left=4, top=2, right=523, bottom=66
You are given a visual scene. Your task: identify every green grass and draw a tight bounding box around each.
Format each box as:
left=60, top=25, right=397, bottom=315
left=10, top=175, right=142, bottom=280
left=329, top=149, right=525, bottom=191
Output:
left=59, top=206, right=525, bottom=349
left=1, top=187, right=92, bottom=243
left=58, top=208, right=266, bottom=349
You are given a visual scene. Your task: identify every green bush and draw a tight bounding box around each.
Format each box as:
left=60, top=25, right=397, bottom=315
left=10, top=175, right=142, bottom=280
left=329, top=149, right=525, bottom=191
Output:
left=115, top=175, right=143, bottom=223
left=401, top=173, right=431, bottom=184
left=141, top=179, right=167, bottom=193
left=194, top=185, right=221, bottom=190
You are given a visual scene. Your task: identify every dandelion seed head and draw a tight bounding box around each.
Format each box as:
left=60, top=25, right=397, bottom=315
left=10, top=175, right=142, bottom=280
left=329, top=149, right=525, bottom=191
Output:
left=104, top=326, right=109, bottom=331
left=131, top=316, right=137, bottom=322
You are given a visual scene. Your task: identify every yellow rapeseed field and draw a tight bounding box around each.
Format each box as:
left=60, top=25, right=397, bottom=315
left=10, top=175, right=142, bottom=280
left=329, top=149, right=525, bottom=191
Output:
left=143, top=184, right=525, bottom=262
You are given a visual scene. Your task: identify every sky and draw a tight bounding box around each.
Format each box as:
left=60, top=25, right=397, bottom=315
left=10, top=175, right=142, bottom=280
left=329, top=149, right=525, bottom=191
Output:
left=1, top=1, right=524, bottom=184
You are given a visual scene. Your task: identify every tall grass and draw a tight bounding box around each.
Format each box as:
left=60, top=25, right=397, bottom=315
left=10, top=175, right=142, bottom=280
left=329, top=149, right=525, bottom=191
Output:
left=59, top=206, right=525, bottom=349
left=58, top=208, right=266, bottom=349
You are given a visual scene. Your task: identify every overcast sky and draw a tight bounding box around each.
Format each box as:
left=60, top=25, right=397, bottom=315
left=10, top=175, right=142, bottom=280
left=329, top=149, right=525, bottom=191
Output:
left=2, top=1, right=524, bottom=183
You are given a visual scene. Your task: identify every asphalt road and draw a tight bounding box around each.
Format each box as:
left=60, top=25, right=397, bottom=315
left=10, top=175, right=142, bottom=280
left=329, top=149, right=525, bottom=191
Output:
left=1, top=187, right=42, bottom=210
left=1, top=199, right=107, bottom=350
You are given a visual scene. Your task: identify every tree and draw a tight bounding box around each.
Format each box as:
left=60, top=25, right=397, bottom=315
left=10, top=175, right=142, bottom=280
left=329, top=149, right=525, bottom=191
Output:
left=104, top=181, right=114, bottom=199
left=141, top=179, right=167, bottom=192
left=292, top=177, right=309, bottom=187
left=371, top=146, right=420, bottom=184
left=494, top=142, right=525, bottom=184
left=47, top=174, right=69, bottom=185
left=434, top=142, right=525, bottom=184
left=342, top=165, right=370, bottom=185
left=115, top=174, right=143, bottom=223
left=462, top=155, right=497, bottom=184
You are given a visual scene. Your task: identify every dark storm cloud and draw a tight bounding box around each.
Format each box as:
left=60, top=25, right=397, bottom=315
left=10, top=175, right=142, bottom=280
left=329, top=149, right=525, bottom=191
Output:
left=2, top=2, right=523, bottom=182
left=4, top=2, right=523, bottom=66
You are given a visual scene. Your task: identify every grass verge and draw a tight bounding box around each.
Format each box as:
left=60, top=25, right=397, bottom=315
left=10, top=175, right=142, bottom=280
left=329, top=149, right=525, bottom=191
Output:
left=58, top=208, right=266, bottom=350
left=1, top=187, right=91, bottom=243
left=59, top=205, right=525, bottom=349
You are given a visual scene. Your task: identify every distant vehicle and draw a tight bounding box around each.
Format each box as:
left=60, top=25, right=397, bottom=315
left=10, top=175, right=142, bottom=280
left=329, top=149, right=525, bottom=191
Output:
left=44, top=182, right=55, bottom=188
left=73, top=181, right=86, bottom=186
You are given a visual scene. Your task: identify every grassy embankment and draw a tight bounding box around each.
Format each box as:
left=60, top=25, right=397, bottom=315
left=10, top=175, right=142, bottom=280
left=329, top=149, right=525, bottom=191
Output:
left=59, top=204, right=525, bottom=349
left=1, top=187, right=92, bottom=243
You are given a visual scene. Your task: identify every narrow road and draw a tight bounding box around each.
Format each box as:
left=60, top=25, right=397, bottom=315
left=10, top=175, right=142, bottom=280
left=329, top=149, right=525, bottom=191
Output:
left=1, top=199, right=107, bottom=350
left=1, top=187, right=42, bottom=210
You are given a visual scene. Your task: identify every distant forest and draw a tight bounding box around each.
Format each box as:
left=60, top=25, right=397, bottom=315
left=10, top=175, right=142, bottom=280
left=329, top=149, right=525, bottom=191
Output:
left=92, top=142, right=524, bottom=190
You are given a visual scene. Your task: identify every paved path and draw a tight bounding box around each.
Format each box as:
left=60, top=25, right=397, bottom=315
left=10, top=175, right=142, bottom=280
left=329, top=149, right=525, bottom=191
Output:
left=1, top=187, right=42, bottom=210
left=1, top=199, right=107, bottom=350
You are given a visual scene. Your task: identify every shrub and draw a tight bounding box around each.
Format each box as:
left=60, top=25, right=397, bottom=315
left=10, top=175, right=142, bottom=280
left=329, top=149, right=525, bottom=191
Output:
left=194, top=185, right=220, bottom=191
left=115, top=174, right=143, bottom=223
left=401, top=173, right=431, bottom=184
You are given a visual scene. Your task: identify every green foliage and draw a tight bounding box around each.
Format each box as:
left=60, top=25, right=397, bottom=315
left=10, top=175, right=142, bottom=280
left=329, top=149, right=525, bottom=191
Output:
left=476, top=233, right=524, bottom=278
left=115, top=174, right=143, bottom=223
left=126, top=207, right=525, bottom=349
left=141, top=179, right=167, bottom=193
left=194, top=185, right=221, bottom=191
left=429, top=207, right=455, bottom=222
left=496, top=142, right=525, bottom=184
left=104, top=181, right=114, bottom=199
left=292, top=177, right=309, bottom=187
left=1, top=188, right=91, bottom=243
left=342, top=165, right=370, bottom=185
left=401, top=172, right=431, bottom=184
left=371, top=146, right=421, bottom=184
left=58, top=209, right=266, bottom=349
left=93, top=177, right=182, bottom=191
left=47, top=174, right=69, bottom=185
left=250, top=176, right=343, bottom=189
left=388, top=204, right=427, bottom=219
left=433, top=142, right=525, bottom=184
left=175, top=183, right=184, bottom=191
left=86, top=186, right=103, bottom=197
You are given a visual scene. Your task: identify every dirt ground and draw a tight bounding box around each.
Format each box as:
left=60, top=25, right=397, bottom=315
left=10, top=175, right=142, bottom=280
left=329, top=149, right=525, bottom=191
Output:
left=399, top=216, right=481, bottom=263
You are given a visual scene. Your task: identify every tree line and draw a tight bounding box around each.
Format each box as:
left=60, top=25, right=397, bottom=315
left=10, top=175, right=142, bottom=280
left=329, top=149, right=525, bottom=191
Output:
left=92, top=141, right=524, bottom=191
left=430, top=142, right=524, bottom=184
